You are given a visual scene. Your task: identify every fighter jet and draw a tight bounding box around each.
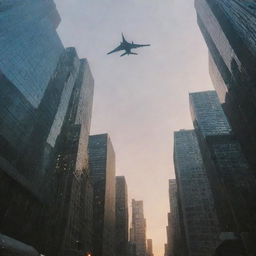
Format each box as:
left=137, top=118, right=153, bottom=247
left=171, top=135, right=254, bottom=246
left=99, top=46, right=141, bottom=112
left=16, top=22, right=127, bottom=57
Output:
left=107, top=34, right=150, bottom=57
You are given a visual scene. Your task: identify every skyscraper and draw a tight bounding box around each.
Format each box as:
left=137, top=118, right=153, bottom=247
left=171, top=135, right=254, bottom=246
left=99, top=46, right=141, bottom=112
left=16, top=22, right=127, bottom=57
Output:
left=89, top=134, right=116, bottom=256
left=0, top=0, right=71, bottom=251
left=0, top=1, right=96, bottom=256
left=194, top=0, right=256, bottom=173
left=47, top=52, right=94, bottom=256
left=174, top=129, right=220, bottom=256
left=164, top=244, right=168, bottom=256
left=189, top=91, right=256, bottom=245
left=167, top=179, right=187, bottom=256
left=130, top=199, right=146, bottom=256
left=146, top=239, right=152, bottom=253
left=0, top=0, right=63, bottom=107
left=166, top=213, right=171, bottom=256
left=116, top=176, right=129, bottom=256
left=0, top=0, right=64, bottom=183
left=146, top=239, right=154, bottom=256
left=127, top=241, right=137, bottom=256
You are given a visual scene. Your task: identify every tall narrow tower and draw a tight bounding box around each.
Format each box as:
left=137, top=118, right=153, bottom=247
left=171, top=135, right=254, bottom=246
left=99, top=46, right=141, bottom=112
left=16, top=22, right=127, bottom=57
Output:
left=48, top=54, right=94, bottom=256
left=167, top=179, right=187, bottom=256
left=130, top=200, right=146, bottom=256
left=146, top=239, right=154, bottom=256
left=116, top=176, right=129, bottom=256
left=89, top=134, right=116, bottom=256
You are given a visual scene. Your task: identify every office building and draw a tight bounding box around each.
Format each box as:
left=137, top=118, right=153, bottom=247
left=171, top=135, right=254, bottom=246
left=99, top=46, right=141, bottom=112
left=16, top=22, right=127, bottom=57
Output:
left=166, top=214, right=171, bottom=256
left=0, top=0, right=66, bottom=251
left=174, top=130, right=220, bottom=256
left=130, top=199, right=146, bottom=256
left=146, top=239, right=153, bottom=256
left=89, top=134, right=116, bottom=256
left=0, top=0, right=64, bottom=183
left=164, top=244, right=168, bottom=256
left=194, top=0, right=256, bottom=174
left=190, top=91, right=256, bottom=249
left=47, top=53, right=94, bottom=256
left=127, top=241, right=137, bottom=256
left=116, top=176, right=129, bottom=256
left=167, top=179, right=187, bottom=256
left=0, top=2, right=95, bottom=255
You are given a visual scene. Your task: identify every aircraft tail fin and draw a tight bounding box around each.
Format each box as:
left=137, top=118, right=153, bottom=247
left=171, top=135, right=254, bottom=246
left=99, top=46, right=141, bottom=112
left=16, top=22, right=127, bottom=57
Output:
left=122, top=33, right=126, bottom=42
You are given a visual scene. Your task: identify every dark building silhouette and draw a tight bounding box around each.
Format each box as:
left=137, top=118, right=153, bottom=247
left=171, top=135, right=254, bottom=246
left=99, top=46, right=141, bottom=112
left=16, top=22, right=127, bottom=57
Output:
left=166, top=179, right=187, bottom=256
left=173, top=130, right=220, bottom=256
left=146, top=239, right=153, bottom=256
left=194, top=0, right=256, bottom=177
left=128, top=241, right=137, bottom=256
left=115, top=176, right=129, bottom=256
left=130, top=199, right=147, bottom=256
left=89, top=134, right=116, bottom=256
left=166, top=213, right=171, bottom=256
left=164, top=244, right=168, bottom=256
left=213, top=233, right=247, bottom=256
left=189, top=91, right=256, bottom=250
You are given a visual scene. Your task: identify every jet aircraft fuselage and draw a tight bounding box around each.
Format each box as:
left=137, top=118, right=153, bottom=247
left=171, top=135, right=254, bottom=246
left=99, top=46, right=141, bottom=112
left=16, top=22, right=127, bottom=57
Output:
left=107, top=34, right=150, bottom=57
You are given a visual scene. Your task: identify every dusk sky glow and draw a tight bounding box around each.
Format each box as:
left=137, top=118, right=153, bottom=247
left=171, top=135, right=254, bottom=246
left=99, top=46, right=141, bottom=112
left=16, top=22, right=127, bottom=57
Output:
left=54, top=0, right=213, bottom=255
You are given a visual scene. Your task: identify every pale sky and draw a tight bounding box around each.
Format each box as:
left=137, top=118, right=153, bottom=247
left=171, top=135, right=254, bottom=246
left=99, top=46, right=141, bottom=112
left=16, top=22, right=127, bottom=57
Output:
left=54, top=0, right=213, bottom=255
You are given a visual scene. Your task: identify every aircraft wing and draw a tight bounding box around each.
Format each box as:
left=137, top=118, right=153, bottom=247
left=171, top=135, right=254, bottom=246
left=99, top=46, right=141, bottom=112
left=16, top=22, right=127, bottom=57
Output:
left=131, top=43, right=150, bottom=49
left=107, top=44, right=124, bottom=55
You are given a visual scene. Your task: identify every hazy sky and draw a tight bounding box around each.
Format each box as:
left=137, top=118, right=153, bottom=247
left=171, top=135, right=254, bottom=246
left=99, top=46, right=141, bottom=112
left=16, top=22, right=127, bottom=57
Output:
left=54, top=0, right=213, bottom=255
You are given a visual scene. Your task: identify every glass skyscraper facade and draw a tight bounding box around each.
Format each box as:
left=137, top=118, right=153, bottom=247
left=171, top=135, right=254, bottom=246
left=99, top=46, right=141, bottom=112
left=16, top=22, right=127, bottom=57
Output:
left=116, top=176, right=129, bottom=256
left=47, top=52, right=94, bottom=256
left=130, top=199, right=147, bottom=256
left=166, top=179, right=187, bottom=256
left=0, top=0, right=63, bottom=107
left=195, top=0, right=256, bottom=174
left=89, top=134, right=116, bottom=256
left=190, top=91, right=256, bottom=237
left=0, top=2, right=95, bottom=256
left=189, top=91, right=231, bottom=137
left=174, top=130, right=220, bottom=256
left=0, top=0, right=66, bottom=250
left=0, top=0, right=65, bottom=186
